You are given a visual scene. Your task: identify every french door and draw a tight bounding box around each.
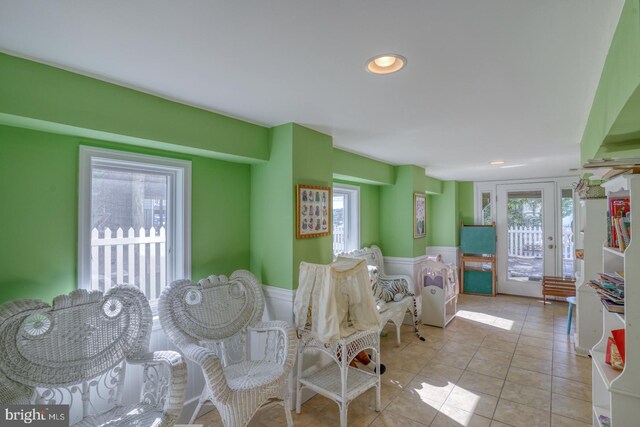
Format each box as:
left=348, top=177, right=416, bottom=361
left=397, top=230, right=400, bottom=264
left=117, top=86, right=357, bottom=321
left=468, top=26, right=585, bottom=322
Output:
left=496, top=182, right=557, bottom=297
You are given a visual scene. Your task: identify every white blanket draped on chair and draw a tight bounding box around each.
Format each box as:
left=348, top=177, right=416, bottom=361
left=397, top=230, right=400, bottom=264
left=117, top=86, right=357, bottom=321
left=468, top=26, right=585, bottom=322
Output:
left=294, top=257, right=380, bottom=343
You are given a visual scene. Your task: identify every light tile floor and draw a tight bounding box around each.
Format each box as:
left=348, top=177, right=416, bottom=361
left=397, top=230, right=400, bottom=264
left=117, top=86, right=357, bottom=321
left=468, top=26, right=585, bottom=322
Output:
left=196, top=294, right=592, bottom=426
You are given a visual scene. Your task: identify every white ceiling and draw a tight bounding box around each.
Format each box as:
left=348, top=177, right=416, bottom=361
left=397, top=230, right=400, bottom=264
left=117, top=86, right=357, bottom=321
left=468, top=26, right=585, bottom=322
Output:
left=0, top=0, right=624, bottom=181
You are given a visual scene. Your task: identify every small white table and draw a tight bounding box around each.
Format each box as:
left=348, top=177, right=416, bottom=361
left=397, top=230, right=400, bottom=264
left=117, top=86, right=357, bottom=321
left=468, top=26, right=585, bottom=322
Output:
left=296, top=328, right=381, bottom=427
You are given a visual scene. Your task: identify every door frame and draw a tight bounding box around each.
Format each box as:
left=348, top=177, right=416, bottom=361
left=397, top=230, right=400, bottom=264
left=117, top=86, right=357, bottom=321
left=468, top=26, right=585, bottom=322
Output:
left=474, top=177, right=578, bottom=297
left=496, top=181, right=556, bottom=297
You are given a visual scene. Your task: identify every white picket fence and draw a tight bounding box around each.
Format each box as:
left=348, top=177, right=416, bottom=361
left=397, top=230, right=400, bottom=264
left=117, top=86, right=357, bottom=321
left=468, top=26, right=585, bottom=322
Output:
left=508, top=226, right=574, bottom=260
left=91, top=226, right=166, bottom=300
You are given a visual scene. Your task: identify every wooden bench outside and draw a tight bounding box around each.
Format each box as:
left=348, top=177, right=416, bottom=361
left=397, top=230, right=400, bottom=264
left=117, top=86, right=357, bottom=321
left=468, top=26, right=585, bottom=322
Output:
left=542, top=275, right=576, bottom=303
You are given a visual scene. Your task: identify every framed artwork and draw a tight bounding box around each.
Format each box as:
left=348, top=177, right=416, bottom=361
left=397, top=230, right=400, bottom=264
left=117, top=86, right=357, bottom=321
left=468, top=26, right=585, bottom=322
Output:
left=414, top=192, right=426, bottom=238
left=296, top=184, right=332, bottom=239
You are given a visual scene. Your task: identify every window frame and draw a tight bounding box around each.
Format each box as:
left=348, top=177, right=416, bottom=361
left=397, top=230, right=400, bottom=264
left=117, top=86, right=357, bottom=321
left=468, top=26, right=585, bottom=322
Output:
left=475, top=182, right=495, bottom=225
left=332, top=183, right=360, bottom=256
left=78, top=146, right=191, bottom=309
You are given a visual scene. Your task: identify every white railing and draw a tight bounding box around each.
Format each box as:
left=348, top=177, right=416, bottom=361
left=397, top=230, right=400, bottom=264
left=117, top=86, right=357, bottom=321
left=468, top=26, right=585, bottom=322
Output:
left=91, top=226, right=166, bottom=299
left=333, top=224, right=345, bottom=255
left=507, top=226, right=574, bottom=260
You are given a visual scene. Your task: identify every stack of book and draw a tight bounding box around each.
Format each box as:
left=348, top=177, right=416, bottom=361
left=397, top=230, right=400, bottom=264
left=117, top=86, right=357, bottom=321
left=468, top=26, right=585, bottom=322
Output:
left=588, top=272, right=625, bottom=314
left=582, top=157, right=640, bottom=180
left=608, top=197, right=631, bottom=250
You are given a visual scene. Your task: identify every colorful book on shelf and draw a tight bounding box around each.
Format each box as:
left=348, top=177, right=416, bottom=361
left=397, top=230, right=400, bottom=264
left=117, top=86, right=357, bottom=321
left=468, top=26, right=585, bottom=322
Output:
left=591, top=278, right=624, bottom=294
left=609, top=197, right=630, bottom=249
left=601, top=298, right=625, bottom=314
left=589, top=280, right=624, bottom=304
left=598, top=272, right=625, bottom=286
left=619, top=216, right=631, bottom=247
left=612, top=328, right=626, bottom=363
left=613, top=217, right=626, bottom=251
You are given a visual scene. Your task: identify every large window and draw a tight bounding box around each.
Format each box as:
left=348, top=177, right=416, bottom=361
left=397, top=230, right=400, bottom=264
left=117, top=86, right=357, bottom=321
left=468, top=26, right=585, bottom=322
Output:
left=78, top=147, right=191, bottom=307
left=332, top=184, right=360, bottom=256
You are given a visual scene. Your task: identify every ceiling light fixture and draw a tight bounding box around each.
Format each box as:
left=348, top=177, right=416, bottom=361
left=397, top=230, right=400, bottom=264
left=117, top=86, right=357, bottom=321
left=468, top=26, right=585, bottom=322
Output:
left=490, top=160, right=505, bottom=165
left=367, top=54, right=406, bottom=74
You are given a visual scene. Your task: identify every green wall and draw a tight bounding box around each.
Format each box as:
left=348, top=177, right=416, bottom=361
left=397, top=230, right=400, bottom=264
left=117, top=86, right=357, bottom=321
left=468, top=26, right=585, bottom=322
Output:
left=0, top=52, right=269, bottom=163
left=333, top=148, right=395, bottom=185
left=292, top=125, right=334, bottom=286
left=428, top=181, right=458, bottom=247
left=458, top=181, right=475, bottom=226
left=581, top=0, right=640, bottom=162
left=0, top=52, right=459, bottom=302
left=378, top=165, right=439, bottom=258
left=0, top=125, right=251, bottom=304
left=359, top=184, right=381, bottom=247
left=251, top=124, right=333, bottom=290
left=250, top=125, right=294, bottom=288
left=380, top=166, right=414, bottom=257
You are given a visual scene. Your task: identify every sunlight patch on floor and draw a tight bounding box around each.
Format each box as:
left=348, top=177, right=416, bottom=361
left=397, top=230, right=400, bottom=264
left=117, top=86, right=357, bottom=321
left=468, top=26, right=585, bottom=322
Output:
left=456, top=309, right=515, bottom=331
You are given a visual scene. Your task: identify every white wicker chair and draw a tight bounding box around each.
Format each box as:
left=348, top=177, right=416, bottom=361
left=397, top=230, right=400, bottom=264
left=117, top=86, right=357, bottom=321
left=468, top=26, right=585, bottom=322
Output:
left=159, top=270, right=296, bottom=427
left=0, top=286, right=187, bottom=427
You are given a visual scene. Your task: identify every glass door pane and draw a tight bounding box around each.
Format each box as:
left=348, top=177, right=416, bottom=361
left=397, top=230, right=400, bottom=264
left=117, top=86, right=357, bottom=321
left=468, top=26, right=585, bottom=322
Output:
left=561, top=188, right=575, bottom=278
left=506, top=190, right=544, bottom=282
left=481, top=191, right=493, bottom=225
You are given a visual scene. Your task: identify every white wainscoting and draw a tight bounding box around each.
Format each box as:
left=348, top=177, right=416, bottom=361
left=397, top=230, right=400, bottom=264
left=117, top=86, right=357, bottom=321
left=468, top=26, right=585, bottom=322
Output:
left=426, top=246, right=460, bottom=267
left=262, top=285, right=324, bottom=409
left=383, top=254, right=427, bottom=294
left=383, top=254, right=429, bottom=320
left=120, top=323, right=206, bottom=424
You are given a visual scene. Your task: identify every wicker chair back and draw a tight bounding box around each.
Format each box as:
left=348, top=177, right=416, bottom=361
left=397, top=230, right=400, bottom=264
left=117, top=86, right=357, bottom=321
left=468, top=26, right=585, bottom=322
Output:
left=161, top=271, right=264, bottom=345
left=0, top=286, right=151, bottom=389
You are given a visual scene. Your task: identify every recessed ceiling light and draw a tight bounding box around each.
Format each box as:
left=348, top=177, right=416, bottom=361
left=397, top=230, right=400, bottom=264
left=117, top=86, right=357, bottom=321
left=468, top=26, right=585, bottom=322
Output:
left=490, top=160, right=505, bottom=165
left=367, top=54, right=406, bottom=74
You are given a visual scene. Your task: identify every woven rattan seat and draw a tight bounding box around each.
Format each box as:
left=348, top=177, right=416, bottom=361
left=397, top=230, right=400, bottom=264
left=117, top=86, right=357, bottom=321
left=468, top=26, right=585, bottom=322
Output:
left=0, top=286, right=187, bottom=427
left=159, top=270, right=296, bottom=427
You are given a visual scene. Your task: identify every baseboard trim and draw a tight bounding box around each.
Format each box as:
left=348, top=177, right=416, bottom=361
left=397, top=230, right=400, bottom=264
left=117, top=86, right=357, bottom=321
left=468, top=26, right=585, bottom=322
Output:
left=262, top=284, right=295, bottom=302
left=383, top=254, right=428, bottom=265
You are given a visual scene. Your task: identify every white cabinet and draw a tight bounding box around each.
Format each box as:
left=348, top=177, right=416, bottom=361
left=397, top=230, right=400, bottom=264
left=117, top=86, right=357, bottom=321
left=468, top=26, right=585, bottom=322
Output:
left=574, top=197, right=607, bottom=356
left=421, top=261, right=458, bottom=328
left=591, top=175, right=640, bottom=426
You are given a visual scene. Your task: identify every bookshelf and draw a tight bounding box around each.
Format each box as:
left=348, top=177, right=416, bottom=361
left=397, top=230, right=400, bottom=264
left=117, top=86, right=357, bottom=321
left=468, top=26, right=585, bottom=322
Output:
left=590, top=175, right=640, bottom=427
left=574, top=196, right=607, bottom=356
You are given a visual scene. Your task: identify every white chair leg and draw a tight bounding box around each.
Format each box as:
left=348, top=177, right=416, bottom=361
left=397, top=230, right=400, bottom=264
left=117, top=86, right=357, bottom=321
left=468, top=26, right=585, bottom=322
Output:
left=283, top=401, right=294, bottom=427
left=396, top=321, right=401, bottom=346
left=189, top=399, right=204, bottom=424
left=340, top=402, right=348, bottom=427
left=189, top=388, right=208, bottom=424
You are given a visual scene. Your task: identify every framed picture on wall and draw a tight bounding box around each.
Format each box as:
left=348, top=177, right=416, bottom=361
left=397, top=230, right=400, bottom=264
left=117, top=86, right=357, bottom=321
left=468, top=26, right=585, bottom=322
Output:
left=414, top=192, right=426, bottom=238
left=296, top=184, right=332, bottom=239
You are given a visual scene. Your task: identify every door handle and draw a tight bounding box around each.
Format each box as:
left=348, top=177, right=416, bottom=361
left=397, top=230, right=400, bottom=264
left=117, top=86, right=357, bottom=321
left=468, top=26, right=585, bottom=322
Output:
left=548, top=244, right=555, bottom=249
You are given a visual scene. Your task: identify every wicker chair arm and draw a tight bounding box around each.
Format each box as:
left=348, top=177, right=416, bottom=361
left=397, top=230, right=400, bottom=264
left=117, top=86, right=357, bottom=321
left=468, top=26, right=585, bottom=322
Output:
left=180, top=343, right=232, bottom=405
left=249, top=320, right=297, bottom=371
left=127, top=350, right=187, bottom=419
